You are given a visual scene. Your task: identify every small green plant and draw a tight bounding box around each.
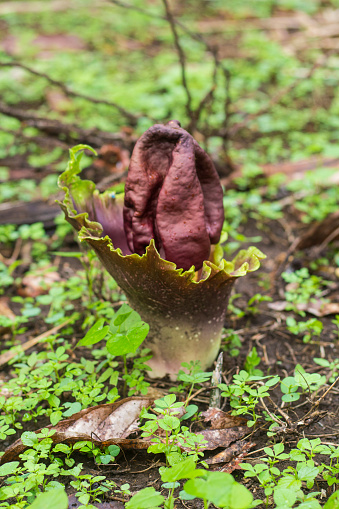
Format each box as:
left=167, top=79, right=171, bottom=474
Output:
left=70, top=474, right=116, bottom=507
left=222, top=329, right=242, bottom=357
left=139, top=394, right=206, bottom=466
left=0, top=428, right=81, bottom=507
left=71, top=441, right=120, bottom=466
left=244, top=347, right=263, bottom=376
left=126, top=456, right=253, bottom=509
left=245, top=293, right=272, bottom=315
left=227, top=292, right=271, bottom=319
left=282, top=268, right=330, bottom=317
left=286, top=316, right=323, bottom=343
left=218, top=370, right=280, bottom=427
left=280, top=364, right=326, bottom=403
left=241, top=438, right=339, bottom=507
left=176, top=361, right=212, bottom=408
left=313, top=357, right=339, bottom=383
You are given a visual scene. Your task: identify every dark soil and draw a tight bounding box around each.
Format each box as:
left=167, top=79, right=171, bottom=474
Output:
left=1, top=195, right=339, bottom=508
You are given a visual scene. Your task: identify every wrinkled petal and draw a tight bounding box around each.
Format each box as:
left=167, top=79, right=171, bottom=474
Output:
left=193, top=141, right=225, bottom=243
left=156, top=132, right=210, bottom=270
left=92, top=192, right=131, bottom=255
left=123, top=120, right=224, bottom=270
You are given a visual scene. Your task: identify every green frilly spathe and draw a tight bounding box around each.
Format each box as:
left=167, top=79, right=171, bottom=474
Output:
left=58, top=145, right=266, bottom=379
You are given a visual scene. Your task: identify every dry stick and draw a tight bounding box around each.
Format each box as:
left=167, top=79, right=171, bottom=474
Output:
left=0, top=61, right=140, bottom=125
left=162, top=0, right=192, bottom=119
left=109, top=0, right=231, bottom=139
left=0, top=100, right=131, bottom=147
left=266, top=395, right=292, bottom=425
left=259, top=397, right=285, bottom=427
left=0, top=126, right=68, bottom=150
left=209, top=352, right=223, bottom=408
left=311, top=375, right=339, bottom=408
left=294, top=375, right=339, bottom=423
left=186, top=385, right=218, bottom=405
left=0, top=319, right=71, bottom=367
left=109, top=0, right=210, bottom=53
left=314, top=225, right=339, bottom=255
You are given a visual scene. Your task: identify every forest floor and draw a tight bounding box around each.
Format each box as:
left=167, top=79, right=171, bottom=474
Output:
left=1, top=1, right=339, bottom=508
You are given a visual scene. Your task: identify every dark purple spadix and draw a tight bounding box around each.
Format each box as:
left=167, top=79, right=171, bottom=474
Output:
left=123, top=120, right=224, bottom=271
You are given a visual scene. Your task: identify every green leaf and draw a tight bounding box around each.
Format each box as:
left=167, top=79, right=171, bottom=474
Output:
left=107, top=444, right=120, bottom=457
left=274, top=487, right=297, bottom=507
left=21, top=431, right=38, bottom=447
left=27, top=488, right=68, bottom=509
left=106, top=321, right=149, bottom=356
left=161, top=457, right=199, bottom=483
left=76, top=319, right=109, bottom=347
left=181, top=404, right=198, bottom=420
left=274, top=443, right=285, bottom=455
left=48, top=394, right=60, bottom=408
left=184, top=471, right=252, bottom=509
left=0, top=462, right=19, bottom=476
left=114, top=311, right=132, bottom=326
left=63, top=402, right=82, bottom=417
left=99, top=455, right=113, bottom=464
left=324, top=491, right=339, bottom=509
left=50, top=410, right=63, bottom=426
left=282, top=393, right=300, bottom=403
left=52, top=252, right=83, bottom=258
left=280, top=376, right=299, bottom=394
left=298, top=500, right=322, bottom=509
left=110, top=305, right=145, bottom=334
left=125, top=487, right=165, bottom=509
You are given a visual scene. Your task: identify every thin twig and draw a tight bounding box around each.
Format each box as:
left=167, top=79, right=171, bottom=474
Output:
left=162, top=0, right=192, bottom=118
left=259, top=397, right=285, bottom=427
left=266, top=396, right=292, bottom=425
left=186, top=385, right=218, bottom=404
left=311, top=375, right=339, bottom=407
left=0, top=100, right=133, bottom=147
left=0, top=61, right=140, bottom=125
left=109, top=0, right=232, bottom=138
left=0, top=319, right=71, bottom=367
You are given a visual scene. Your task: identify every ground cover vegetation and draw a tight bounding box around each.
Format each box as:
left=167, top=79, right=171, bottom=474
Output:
left=1, top=0, right=339, bottom=508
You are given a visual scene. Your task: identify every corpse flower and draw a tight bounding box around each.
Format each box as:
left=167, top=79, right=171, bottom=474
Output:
left=58, top=121, right=265, bottom=379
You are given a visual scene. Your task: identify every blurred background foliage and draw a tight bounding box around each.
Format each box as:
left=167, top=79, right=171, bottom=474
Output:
left=1, top=0, right=339, bottom=202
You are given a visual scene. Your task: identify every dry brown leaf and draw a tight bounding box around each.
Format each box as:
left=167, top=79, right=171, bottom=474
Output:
left=217, top=442, right=256, bottom=473
left=1, top=397, right=153, bottom=464
left=268, top=299, right=339, bottom=317
left=205, top=440, right=255, bottom=466
left=0, top=297, right=16, bottom=321
left=201, top=408, right=248, bottom=429
left=19, top=270, right=61, bottom=298
left=0, top=297, right=16, bottom=335
left=198, top=427, right=249, bottom=451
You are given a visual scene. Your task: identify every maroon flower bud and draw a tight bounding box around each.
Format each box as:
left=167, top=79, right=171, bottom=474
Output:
left=123, top=120, right=224, bottom=271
